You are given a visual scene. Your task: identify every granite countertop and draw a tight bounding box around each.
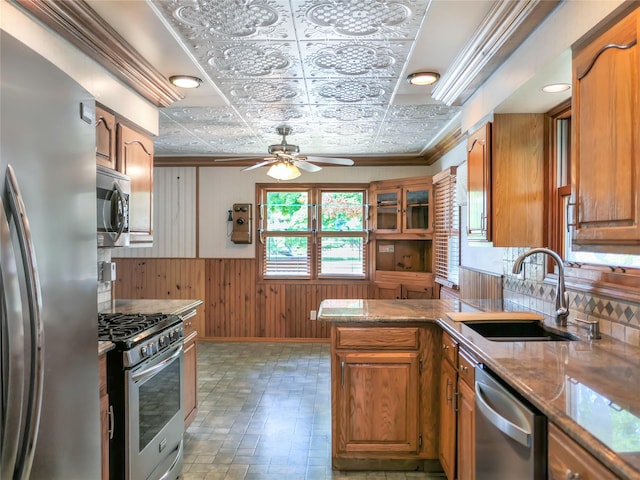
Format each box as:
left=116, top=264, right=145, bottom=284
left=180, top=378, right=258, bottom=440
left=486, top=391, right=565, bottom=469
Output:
left=100, top=298, right=203, bottom=316
left=318, top=298, right=640, bottom=480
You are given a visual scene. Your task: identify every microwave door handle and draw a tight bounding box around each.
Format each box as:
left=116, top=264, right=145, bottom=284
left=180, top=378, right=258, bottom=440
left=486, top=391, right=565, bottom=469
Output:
left=0, top=195, right=25, bottom=480
left=5, top=165, right=44, bottom=480
left=112, top=182, right=126, bottom=242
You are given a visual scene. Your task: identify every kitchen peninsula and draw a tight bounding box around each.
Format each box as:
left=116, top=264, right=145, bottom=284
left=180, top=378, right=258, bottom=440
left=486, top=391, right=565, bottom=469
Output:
left=319, top=298, right=640, bottom=480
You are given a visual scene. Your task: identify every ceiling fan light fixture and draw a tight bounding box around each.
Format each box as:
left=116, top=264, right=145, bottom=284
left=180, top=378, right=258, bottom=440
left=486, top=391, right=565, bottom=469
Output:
left=267, top=161, right=301, bottom=181
left=169, top=75, right=202, bottom=89
left=407, top=71, right=440, bottom=86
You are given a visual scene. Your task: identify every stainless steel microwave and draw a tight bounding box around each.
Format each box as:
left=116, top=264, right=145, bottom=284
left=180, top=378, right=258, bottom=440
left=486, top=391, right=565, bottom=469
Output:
left=97, top=165, right=130, bottom=248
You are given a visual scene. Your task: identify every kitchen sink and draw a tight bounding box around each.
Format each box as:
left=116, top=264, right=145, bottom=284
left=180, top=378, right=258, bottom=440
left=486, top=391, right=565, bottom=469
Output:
left=464, top=320, right=577, bottom=342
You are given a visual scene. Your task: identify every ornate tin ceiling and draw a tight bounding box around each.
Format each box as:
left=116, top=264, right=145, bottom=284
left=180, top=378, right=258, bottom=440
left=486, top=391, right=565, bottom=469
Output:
left=151, top=0, right=460, bottom=158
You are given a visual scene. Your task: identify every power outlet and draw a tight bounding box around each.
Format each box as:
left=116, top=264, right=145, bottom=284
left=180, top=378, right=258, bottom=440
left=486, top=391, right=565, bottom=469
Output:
left=310, top=310, right=317, bottom=321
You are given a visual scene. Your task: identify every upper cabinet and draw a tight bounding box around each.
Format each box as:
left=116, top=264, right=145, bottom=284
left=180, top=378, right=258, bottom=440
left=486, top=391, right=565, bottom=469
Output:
left=571, top=6, right=640, bottom=253
left=466, top=115, right=545, bottom=247
left=371, top=176, right=433, bottom=234
left=95, top=106, right=117, bottom=170
left=117, top=123, right=154, bottom=245
left=466, top=123, right=491, bottom=242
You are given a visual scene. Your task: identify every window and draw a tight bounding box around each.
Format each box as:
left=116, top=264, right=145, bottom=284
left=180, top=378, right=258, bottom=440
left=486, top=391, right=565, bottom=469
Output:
left=548, top=102, right=640, bottom=298
left=258, top=185, right=368, bottom=279
left=433, top=167, right=459, bottom=287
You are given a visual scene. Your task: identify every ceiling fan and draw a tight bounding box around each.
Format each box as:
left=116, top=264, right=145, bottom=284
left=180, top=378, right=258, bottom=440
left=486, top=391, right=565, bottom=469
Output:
left=214, top=127, right=354, bottom=180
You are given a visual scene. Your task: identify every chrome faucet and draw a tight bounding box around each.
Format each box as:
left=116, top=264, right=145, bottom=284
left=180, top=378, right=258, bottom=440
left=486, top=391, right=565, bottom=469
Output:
left=512, top=247, right=569, bottom=326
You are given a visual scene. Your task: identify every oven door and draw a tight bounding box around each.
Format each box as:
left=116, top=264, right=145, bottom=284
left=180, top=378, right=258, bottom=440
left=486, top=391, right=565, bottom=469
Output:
left=125, top=342, right=184, bottom=480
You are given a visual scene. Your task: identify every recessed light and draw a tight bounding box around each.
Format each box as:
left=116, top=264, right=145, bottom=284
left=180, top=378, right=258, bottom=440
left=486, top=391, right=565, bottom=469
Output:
left=169, top=75, right=202, bottom=89
left=406, top=72, right=440, bottom=86
left=542, top=83, right=571, bottom=93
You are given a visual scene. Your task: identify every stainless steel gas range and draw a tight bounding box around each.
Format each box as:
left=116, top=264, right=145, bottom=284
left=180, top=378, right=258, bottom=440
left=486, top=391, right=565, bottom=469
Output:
left=98, top=313, right=184, bottom=480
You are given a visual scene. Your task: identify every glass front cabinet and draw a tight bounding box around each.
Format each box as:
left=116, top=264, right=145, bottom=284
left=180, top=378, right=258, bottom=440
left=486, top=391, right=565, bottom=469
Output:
left=371, top=177, right=433, bottom=234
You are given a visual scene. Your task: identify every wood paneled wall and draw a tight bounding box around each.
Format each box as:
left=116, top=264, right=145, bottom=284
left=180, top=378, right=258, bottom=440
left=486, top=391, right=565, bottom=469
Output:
left=116, top=257, right=370, bottom=340
left=459, top=266, right=503, bottom=302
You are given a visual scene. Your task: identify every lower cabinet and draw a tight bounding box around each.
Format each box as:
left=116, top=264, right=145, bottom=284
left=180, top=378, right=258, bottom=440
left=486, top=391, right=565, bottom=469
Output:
left=183, top=331, right=198, bottom=427
left=439, top=354, right=457, bottom=480
left=331, top=324, right=440, bottom=470
left=456, top=349, right=477, bottom=480
left=548, top=423, right=618, bottom=480
left=374, top=281, right=434, bottom=299
left=99, top=354, right=110, bottom=480
left=438, top=330, right=477, bottom=480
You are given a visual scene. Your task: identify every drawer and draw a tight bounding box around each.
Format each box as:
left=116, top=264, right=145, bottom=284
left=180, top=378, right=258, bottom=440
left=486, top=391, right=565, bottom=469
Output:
left=457, top=348, right=477, bottom=387
left=441, top=330, right=458, bottom=366
left=548, top=423, right=618, bottom=480
left=335, top=327, right=420, bottom=349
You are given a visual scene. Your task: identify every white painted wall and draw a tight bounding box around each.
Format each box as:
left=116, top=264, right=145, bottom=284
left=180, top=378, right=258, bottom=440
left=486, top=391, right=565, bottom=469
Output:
left=0, top=0, right=158, bottom=135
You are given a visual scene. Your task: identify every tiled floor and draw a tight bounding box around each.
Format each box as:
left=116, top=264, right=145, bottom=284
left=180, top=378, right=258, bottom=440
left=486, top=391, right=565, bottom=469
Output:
left=182, top=341, right=445, bottom=480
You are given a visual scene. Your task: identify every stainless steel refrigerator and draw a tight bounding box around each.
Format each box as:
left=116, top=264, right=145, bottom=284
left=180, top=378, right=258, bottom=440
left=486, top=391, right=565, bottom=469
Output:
left=0, top=31, right=101, bottom=479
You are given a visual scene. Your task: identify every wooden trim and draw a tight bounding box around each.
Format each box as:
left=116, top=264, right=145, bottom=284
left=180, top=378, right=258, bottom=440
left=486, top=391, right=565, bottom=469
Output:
left=14, top=0, right=183, bottom=107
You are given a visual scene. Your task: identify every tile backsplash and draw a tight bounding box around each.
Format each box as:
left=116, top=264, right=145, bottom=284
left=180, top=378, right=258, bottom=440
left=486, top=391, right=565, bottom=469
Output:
left=502, top=248, right=640, bottom=347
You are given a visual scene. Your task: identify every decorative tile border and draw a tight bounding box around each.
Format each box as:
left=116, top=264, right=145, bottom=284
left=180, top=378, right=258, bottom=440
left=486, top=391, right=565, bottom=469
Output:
left=502, top=248, right=640, bottom=347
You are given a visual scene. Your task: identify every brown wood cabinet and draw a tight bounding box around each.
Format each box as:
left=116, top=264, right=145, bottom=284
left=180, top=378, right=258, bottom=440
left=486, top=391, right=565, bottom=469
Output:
left=456, top=348, right=477, bottom=480
left=370, top=176, right=435, bottom=300
left=117, top=123, right=154, bottom=245
left=438, top=331, right=458, bottom=480
left=548, top=423, right=618, bottom=480
left=181, top=307, right=200, bottom=428
left=466, top=115, right=546, bottom=247
left=331, top=324, right=440, bottom=470
left=99, top=354, right=110, bottom=480
left=95, top=106, right=117, bottom=170
left=467, top=123, right=491, bottom=242
left=571, top=6, right=640, bottom=253
left=183, top=331, right=198, bottom=427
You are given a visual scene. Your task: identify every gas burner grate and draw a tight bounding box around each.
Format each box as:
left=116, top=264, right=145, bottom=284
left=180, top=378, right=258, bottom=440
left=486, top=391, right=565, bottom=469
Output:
left=98, top=313, right=179, bottom=343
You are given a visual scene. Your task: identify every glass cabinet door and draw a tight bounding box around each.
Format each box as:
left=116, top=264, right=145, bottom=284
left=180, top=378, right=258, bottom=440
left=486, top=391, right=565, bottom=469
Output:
left=375, top=189, right=400, bottom=232
left=403, top=186, right=430, bottom=232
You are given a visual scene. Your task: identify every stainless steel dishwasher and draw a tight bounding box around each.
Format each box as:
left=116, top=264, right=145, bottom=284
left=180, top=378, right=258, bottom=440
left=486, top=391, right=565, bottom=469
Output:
left=475, top=365, right=547, bottom=480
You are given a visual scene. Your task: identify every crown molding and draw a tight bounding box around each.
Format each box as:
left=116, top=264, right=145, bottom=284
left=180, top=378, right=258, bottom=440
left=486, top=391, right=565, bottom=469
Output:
left=13, top=0, right=183, bottom=107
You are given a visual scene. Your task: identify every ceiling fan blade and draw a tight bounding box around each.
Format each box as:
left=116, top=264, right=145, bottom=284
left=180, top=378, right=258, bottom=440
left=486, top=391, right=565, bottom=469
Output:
left=303, top=156, right=354, bottom=166
left=241, top=159, right=276, bottom=171
left=214, top=156, right=265, bottom=162
left=293, top=159, right=322, bottom=173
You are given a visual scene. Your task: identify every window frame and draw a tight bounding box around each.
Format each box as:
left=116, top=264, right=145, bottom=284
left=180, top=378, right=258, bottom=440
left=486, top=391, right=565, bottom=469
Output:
left=547, top=101, right=640, bottom=303
left=256, top=183, right=370, bottom=281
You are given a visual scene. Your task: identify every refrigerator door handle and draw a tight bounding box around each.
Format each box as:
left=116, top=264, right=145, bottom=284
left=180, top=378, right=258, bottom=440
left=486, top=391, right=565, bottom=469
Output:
left=5, top=165, right=44, bottom=480
left=0, top=195, right=25, bottom=480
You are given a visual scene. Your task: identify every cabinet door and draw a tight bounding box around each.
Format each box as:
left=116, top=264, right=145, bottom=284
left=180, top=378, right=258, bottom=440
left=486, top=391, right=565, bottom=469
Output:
left=372, top=281, right=402, bottom=299
left=183, top=333, right=198, bottom=428
left=336, top=351, right=420, bottom=454
left=572, top=8, right=640, bottom=251
left=118, top=124, right=154, bottom=244
left=457, top=378, right=475, bottom=480
left=402, top=284, right=433, bottom=299
left=467, top=123, right=491, bottom=242
left=373, top=188, right=401, bottom=233
left=403, top=184, right=432, bottom=233
left=548, top=423, right=618, bottom=480
left=95, top=107, right=116, bottom=170
left=439, top=358, right=457, bottom=480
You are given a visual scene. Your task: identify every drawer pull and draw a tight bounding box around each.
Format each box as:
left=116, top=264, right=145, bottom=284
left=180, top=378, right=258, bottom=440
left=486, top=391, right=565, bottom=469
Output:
left=460, top=365, right=468, bottom=373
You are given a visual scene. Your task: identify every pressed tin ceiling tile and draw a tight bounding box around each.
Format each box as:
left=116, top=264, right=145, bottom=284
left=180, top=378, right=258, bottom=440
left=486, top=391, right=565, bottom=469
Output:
left=217, top=79, right=306, bottom=104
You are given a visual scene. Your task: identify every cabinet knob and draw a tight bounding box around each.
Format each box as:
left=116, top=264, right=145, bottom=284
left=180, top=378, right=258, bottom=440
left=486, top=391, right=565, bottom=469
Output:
left=565, top=470, right=581, bottom=480
left=460, top=365, right=468, bottom=372
left=442, top=344, right=449, bottom=350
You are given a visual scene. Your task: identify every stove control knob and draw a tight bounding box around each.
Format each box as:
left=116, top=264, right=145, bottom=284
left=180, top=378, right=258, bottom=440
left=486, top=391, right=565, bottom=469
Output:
left=169, top=330, right=177, bottom=341
left=159, top=335, right=167, bottom=348
left=141, top=345, right=150, bottom=358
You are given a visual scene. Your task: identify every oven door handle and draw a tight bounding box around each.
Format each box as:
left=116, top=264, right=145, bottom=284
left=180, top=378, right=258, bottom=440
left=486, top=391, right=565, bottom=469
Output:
left=131, top=344, right=183, bottom=384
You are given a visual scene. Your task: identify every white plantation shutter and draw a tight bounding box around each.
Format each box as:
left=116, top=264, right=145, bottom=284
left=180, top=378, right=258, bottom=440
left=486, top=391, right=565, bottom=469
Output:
left=433, top=167, right=459, bottom=286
